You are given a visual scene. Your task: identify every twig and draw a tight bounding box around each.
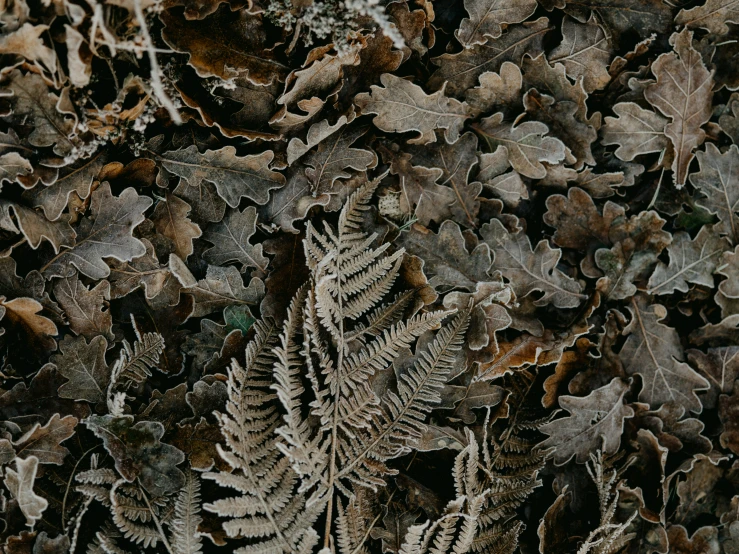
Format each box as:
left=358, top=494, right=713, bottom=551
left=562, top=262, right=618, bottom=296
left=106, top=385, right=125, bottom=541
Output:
left=131, top=0, right=182, bottom=124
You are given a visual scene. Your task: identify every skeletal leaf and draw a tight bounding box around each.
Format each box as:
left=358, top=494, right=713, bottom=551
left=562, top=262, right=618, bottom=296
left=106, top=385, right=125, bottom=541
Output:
left=42, top=184, right=152, bottom=280
left=151, top=193, right=202, bottom=261
left=481, top=218, right=585, bottom=308
left=158, top=146, right=285, bottom=208
left=620, top=295, right=710, bottom=412
left=601, top=102, right=671, bottom=162
left=52, top=335, right=110, bottom=404
left=648, top=226, right=729, bottom=295
left=473, top=112, right=566, bottom=179
left=203, top=206, right=268, bottom=273
left=355, top=74, right=469, bottom=145
left=644, top=29, right=714, bottom=187
left=549, top=16, right=613, bottom=92
left=675, top=0, right=739, bottom=35
left=456, top=0, right=538, bottom=47
left=539, top=378, right=634, bottom=465
left=4, top=456, right=47, bottom=528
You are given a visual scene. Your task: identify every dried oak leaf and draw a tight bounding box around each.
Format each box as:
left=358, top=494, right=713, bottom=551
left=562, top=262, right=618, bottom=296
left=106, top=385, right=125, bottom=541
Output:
left=0, top=70, right=77, bottom=157
left=690, top=143, right=739, bottom=244
left=666, top=525, right=720, bottom=554
left=455, top=0, right=537, bottom=47
left=4, top=456, right=47, bottom=528
left=23, top=150, right=107, bottom=222
left=481, top=217, right=585, bottom=309
left=84, top=415, right=186, bottom=496
left=541, top=0, right=672, bottom=46
left=51, top=335, right=109, bottom=404
left=202, top=205, right=268, bottom=274
left=647, top=226, right=729, bottom=295
left=595, top=211, right=671, bottom=300
left=355, top=74, right=468, bottom=145
left=539, top=378, right=634, bottom=465
left=472, top=112, right=566, bottom=179
left=601, top=102, right=671, bottom=162
left=549, top=15, right=612, bottom=93
left=151, top=192, right=202, bottom=261
left=0, top=23, right=56, bottom=73
left=406, top=132, right=482, bottom=227
left=0, top=296, right=57, bottom=348
left=644, top=29, right=714, bottom=187
left=620, top=295, right=709, bottom=412
left=303, top=124, right=377, bottom=193
left=12, top=413, right=77, bottom=465
left=258, top=167, right=331, bottom=233
left=171, top=259, right=264, bottom=318
left=465, top=62, right=523, bottom=117
left=523, top=89, right=598, bottom=169
left=158, top=146, right=285, bottom=209
left=675, top=0, right=739, bottom=35
left=429, top=17, right=551, bottom=97
left=0, top=129, right=32, bottom=186
left=395, top=221, right=492, bottom=290
left=108, top=239, right=178, bottom=306
left=52, top=274, right=113, bottom=340
left=41, top=183, right=151, bottom=280
left=0, top=200, right=75, bottom=254
left=688, top=347, right=739, bottom=409
left=160, top=5, right=286, bottom=83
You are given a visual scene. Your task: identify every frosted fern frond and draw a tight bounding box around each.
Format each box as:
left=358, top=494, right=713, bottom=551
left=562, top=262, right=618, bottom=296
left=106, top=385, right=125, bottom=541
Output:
left=204, top=314, right=323, bottom=554
left=169, top=471, right=203, bottom=554
left=336, top=491, right=375, bottom=554
left=399, top=432, right=486, bottom=554
left=114, top=318, right=165, bottom=385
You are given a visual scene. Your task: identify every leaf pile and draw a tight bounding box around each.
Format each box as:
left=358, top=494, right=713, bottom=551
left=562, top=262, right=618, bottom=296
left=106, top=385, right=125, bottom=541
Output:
left=1, top=0, right=739, bottom=553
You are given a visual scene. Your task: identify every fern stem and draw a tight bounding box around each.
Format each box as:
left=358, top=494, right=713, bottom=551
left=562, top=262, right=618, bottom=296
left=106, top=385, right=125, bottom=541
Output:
left=137, top=480, right=175, bottom=554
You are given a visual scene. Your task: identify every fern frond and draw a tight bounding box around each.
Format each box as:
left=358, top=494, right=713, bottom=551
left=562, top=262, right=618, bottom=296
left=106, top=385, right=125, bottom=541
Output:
left=113, top=318, right=165, bottom=385
left=206, top=302, right=323, bottom=554
left=169, top=471, right=203, bottom=554
left=346, top=289, right=417, bottom=343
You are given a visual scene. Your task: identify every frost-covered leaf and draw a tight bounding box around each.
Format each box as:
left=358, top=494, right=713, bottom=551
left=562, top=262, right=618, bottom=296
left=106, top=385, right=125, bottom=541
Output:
left=601, top=102, right=671, bottom=162
left=540, top=378, right=634, bottom=465
left=647, top=226, right=729, bottom=295
left=52, top=335, right=110, bottom=404
left=4, top=456, right=47, bottom=528
left=675, top=0, right=739, bottom=35
left=13, top=413, right=77, bottom=465
left=481, top=218, right=585, bottom=308
left=151, top=193, right=202, bottom=261
left=355, top=74, right=469, bottom=145
left=473, top=112, right=566, bottom=179
left=158, top=146, right=285, bottom=208
left=644, top=29, right=714, bottom=187
left=42, top=184, right=151, bottom=280
left=549, top=16, right=612, bottom=92
left=456, top=0, right=538, bottom=47
left=620, top=295, right=710, bottom=412
left=203, top=205, right=268, bottom=273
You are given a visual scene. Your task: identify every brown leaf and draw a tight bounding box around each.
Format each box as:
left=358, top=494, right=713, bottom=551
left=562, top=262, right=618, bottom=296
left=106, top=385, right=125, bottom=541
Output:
left=13, top=414, right=77, bottom=465
left=429, top=17, right=551, bottom=97
left=644, top=29, right=714, bottom=187
left=473, top=112, right=566, bottom=179
left=51, top=335, right=110, bottom=404
left=160, top=5, right=287, bottom=83
left=675, top=0, right=739, bottom=35
left=539, top=378, right=634, bottom=465
left=601, top=102, right=671, bottom=162
left=151, top=192, right=202, bottom=261
left=455, top=0, right=537, bottom=47
left=355, top=74, right=469, bottom=145
left=52, top=274, right=112, bottom=340
left=549, top=15, right=612, bottom=92
left=690, top=143, right=739, bottom=244
left=620, top=295, right=709, bottom=412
